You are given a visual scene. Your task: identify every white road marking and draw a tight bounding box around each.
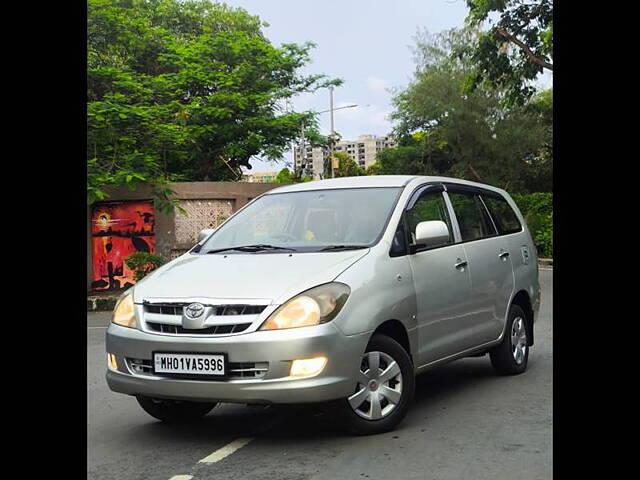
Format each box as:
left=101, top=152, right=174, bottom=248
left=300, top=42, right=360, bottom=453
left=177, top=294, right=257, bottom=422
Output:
left=169, top=476, right=193, bottom=480
left=199, top=437, right=253, bottom=464
left=539, top=268, right=553, bottom=271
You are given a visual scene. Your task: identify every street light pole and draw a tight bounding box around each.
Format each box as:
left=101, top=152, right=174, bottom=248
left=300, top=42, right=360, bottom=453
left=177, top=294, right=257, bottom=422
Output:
left=329, top=87, right=337, bottom=178
left=329, top=87, right=335, bottom=137
left=297, top=101, right=358, bottom=180
left=299, top=120, right=305, bottom=179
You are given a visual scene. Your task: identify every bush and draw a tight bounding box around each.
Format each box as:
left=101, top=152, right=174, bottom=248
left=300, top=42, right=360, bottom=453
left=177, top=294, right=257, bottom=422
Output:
left=124, top=252, right=168, bottom=282
left=512, top=192, right=553, bottom=258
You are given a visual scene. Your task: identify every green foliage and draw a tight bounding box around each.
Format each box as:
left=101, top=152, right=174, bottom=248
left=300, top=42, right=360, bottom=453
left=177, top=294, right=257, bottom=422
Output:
left=275, top=167, right=293, bottom=183
left=372, top=141, right=426, bottom=176
left=332, top=152, right=364, bottom=178
left=365, top=161, right=383, bottom=176
left=88, top=0, right=340, bottom=211
left=512, top=192, right=552, bottom=257
left=518, top=88, right=552, bottom=192
left=461, top=0, right=553, bottom=106
left=272, top=166, right=312, bottom=183
left=124, top=251, right=168, bottom=281
left=386, top=28, right=551, bottom=193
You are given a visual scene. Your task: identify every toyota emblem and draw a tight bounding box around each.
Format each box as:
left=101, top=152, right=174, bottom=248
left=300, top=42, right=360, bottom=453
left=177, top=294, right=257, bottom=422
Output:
left=184, top=303, right=205, bottom=319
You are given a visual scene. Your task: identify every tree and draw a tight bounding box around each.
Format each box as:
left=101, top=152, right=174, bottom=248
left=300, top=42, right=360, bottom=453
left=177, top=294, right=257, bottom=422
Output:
left=88, top=0, right=340, bottom=210
left=518, top=88, right=552, bottom=191
left=332, top=152, right=364, bottom=178
left=275, top=167, right=293, bottom=183
left=461, top=0, right=553, bottom=106
left=365, top=161, right=383, bottom=176
left=387, top=28, right=550, bottom=193
left=372, top=141, right=425, bottom=176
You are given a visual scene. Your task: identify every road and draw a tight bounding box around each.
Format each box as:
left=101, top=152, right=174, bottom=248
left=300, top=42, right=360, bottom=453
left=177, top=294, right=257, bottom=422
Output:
left=88, top=270, right=552, bottom=480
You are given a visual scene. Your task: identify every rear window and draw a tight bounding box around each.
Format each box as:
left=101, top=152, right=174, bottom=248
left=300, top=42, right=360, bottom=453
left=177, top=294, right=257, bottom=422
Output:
left=482, top=195, right=522, bottom=235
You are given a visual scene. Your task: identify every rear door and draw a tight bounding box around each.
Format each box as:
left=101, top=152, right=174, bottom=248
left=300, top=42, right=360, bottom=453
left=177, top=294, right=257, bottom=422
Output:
left=403, top=185, right=473, bottom=366
left=481, top=191, right=535, bottom=323
left=445, top=185, right=515, bottom=348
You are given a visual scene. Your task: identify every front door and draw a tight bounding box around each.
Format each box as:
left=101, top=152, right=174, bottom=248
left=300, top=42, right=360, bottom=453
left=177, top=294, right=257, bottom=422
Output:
left=404, top=187, right=473, bottom=367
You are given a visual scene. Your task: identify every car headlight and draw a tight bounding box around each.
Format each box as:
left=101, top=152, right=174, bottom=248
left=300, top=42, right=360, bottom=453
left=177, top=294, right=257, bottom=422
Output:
left=112, top=292, right=137, bottom=329
left=260, top=282, right=350, bottom=331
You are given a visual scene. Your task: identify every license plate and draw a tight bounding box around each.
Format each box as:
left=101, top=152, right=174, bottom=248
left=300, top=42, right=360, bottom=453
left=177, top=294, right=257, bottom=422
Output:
left=153, top=352, right=226, bottom=376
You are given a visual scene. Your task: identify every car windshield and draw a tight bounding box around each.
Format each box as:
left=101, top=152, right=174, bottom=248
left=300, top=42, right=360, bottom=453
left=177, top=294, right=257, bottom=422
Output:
left=200, top=187, right=402, bottom=253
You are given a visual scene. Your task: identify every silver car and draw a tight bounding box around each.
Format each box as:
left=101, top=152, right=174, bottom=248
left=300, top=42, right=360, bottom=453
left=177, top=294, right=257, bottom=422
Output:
left=106, top=175, right=540, bottom=435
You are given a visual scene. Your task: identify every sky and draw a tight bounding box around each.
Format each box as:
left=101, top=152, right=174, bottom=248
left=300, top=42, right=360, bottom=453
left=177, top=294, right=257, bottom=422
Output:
left=222, top=0, right=552, bottom=172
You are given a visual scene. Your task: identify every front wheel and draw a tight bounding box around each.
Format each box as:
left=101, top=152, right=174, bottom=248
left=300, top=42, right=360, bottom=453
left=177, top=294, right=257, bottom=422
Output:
left=332, top=334, right=415, bottom=435
left=136, top=395, right=217, bottom=423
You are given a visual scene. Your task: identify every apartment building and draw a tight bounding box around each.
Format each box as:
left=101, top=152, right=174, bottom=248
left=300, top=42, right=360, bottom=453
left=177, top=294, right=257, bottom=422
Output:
left=293, top=145, right=326, bottom=180
left=293, top=134, right=396, bottom=179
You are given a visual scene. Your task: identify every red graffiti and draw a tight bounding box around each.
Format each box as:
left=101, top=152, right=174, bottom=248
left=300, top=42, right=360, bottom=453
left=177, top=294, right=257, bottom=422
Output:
left=91, top=200, right=156, bottom=291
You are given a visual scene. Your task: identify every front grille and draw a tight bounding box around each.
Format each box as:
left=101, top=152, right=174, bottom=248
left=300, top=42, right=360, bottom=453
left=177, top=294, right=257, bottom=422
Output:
left=144, top=303, right=266, bottom=316
left=215, top=305, right=266, bottom=316
left=147, top=322, right=252, bottom=335
left=145, top=304, right=186, bottom=315
left=127, top=358, right=268, bottom=379
left=228, top=362, right=269, bottom=379
left=128, top=358, right=154, bottom=375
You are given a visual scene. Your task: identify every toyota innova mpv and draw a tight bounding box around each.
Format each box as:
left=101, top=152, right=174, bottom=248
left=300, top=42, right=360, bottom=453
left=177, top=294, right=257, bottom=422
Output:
left=106, top=175, right=540, bottom=435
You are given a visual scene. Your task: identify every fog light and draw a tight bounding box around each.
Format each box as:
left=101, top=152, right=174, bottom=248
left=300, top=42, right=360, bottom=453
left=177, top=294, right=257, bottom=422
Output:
left=107, top=353, right=118, bottom=371
left=290, top=356, right=327, bottom=378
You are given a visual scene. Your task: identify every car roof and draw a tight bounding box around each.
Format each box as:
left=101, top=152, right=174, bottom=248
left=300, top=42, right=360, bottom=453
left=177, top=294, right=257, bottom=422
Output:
left=265, top=175, right=507, bottom=195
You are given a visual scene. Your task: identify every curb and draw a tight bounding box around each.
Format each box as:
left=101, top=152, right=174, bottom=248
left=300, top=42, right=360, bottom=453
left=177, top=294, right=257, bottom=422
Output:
left=538, top=258, right=553, bottom=268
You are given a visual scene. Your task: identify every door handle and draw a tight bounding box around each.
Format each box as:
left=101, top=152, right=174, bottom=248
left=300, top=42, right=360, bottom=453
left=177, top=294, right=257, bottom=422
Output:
left=498, top=251, right=510, bottom=259
left=454, top=259, right=468, bottom=269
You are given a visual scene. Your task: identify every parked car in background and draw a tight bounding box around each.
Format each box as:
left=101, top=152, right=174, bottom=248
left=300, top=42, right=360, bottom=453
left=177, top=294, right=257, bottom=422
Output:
left=106, top=175, right=540, bottom=435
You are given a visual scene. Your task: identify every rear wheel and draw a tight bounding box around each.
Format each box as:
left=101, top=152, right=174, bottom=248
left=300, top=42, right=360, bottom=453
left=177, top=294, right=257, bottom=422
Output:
left=136, top=395, right=217, bottom=423
left=333, top=334, right=414, bottom=435
left=489, top=304, right=530, bottom=375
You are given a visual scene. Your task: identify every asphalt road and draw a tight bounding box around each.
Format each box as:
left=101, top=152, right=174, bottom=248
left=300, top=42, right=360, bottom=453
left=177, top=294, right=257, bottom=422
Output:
left=88, top=269, right=552, bottom=480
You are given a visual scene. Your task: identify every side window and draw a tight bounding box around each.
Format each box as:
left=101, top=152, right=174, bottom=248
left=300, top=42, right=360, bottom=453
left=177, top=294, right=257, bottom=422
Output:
left=482, top=195, right=522, bottom=235
left=448, top=192, right=497, bottom=242
left=406, top=191, right=453, bottom=247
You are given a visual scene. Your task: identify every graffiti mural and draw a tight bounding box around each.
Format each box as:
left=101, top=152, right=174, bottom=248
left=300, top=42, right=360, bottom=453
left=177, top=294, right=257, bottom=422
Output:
left=91, top=200, right=156, bottom=291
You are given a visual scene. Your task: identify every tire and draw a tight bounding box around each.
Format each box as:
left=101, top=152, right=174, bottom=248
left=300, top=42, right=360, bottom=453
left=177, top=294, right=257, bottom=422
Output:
left=489, top=304, right=530, bottom=375
left=332, top=333, right=415, bottom=435
left=136, top=395, right=217, bottom=423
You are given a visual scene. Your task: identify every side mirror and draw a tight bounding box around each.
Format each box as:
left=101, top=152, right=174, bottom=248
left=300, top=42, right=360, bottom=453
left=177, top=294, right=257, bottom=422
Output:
left=197, top=228, right=216, bottom=243
left=415, top=220, right=450, bottom=247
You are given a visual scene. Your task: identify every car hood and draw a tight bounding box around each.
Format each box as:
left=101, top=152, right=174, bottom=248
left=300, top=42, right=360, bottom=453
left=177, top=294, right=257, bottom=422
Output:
left=132, top=249, right=370, bottom=305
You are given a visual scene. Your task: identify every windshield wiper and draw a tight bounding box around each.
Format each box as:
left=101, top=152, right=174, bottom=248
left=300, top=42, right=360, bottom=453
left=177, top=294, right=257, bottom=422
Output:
left=319, top=245, right=368, bottom=252
left=206, top=244, right=298, bottom=254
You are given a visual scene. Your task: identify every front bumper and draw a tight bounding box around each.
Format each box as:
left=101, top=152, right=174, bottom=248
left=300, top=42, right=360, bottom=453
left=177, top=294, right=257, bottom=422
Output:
left=106, top=322, right=371, bottom=404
